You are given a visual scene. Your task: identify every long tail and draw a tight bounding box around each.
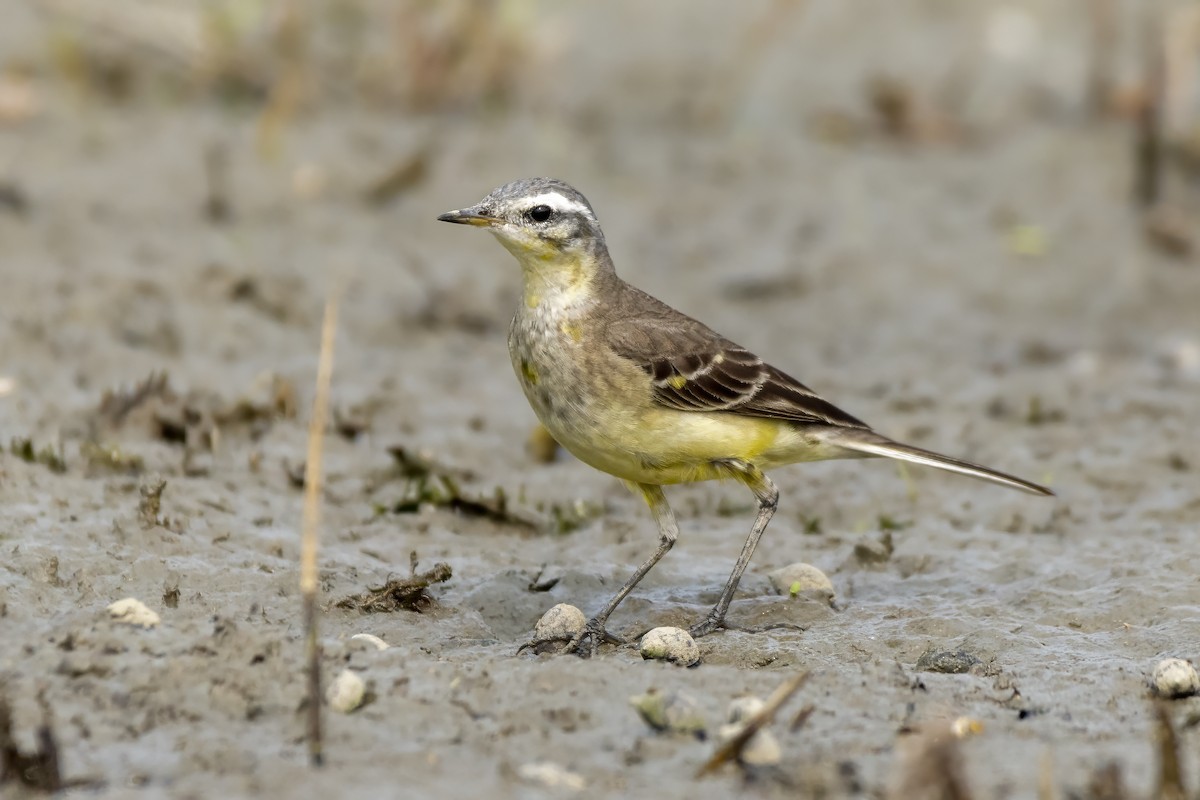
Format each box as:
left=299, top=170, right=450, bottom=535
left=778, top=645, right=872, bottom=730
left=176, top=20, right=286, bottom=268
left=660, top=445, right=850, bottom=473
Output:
left=831, top=430, right=1053, bottom=496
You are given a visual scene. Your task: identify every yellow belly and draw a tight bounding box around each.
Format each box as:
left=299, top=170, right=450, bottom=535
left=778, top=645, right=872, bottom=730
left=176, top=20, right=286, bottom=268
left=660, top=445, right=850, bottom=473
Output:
left=551, top=405, right=836, bottom=486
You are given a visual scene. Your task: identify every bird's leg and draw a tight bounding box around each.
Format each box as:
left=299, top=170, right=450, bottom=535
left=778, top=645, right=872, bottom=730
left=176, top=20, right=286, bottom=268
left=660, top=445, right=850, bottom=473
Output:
left=689, top=462, right=778, bottom=638
left=566, top=483, right=678, bottom=657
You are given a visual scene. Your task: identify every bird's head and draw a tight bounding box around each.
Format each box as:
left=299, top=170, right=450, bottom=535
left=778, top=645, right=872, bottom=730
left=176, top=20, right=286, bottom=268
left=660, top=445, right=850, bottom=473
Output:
left=438, top=178, right=606, bottom=269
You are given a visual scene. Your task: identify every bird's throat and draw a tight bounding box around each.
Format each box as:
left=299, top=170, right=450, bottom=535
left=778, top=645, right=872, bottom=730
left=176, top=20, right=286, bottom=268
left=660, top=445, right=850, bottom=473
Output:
left=516, top=251, right=599, bottom=311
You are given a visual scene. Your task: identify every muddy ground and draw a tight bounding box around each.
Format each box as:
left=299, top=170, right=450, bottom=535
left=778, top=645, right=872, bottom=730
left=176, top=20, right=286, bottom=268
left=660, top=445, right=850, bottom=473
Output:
left=2, top=1, right=1199, bottom=797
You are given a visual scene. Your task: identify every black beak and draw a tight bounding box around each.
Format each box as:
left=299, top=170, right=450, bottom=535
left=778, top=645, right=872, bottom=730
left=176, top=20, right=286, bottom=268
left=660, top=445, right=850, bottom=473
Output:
left=437, top=207, right=497, bottom=227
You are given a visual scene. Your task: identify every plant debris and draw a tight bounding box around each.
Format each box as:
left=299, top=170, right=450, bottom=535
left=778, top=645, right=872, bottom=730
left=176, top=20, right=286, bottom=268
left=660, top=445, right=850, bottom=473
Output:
left=333, top=406, right=371, bottom=440
left=335, top=554, right=452, bottom=613
left=80, top=441, right=144, bottom=474
left=90, top=371, right=297, bottom=449
left=202, top=141, right=232, bottom=223
left=137, top=478, right=182, bottom=532
left=1026, top=396, right=1066, bottom=426
left=378, top=446, right=600, bottom=533
left=540, top=498, right=603, bottom=535
left=94, top=370, right=172, bottom=428
left=854, top=530, right=894, bottom=565
left=7, top=437, right=66, bottom=474
left=878, top=515, right=910, bottom=532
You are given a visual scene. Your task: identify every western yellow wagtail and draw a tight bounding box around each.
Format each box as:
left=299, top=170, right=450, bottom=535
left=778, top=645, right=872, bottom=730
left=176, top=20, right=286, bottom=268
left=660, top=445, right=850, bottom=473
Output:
left=438, top=178, right=1052, bottom=656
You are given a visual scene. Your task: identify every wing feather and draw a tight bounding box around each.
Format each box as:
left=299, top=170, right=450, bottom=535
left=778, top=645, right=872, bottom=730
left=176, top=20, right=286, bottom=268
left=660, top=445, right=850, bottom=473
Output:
left=602, top=287, right=868, bottom=429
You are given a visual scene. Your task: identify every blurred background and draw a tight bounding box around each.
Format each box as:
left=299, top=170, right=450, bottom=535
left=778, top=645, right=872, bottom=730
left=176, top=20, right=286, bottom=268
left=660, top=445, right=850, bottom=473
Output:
left=1, top=0, right=1198, bottom=400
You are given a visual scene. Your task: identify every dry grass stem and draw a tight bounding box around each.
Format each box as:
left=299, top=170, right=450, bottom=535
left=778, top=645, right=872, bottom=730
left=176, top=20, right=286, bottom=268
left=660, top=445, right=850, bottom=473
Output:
left=301, top=293, right=340, bottom=768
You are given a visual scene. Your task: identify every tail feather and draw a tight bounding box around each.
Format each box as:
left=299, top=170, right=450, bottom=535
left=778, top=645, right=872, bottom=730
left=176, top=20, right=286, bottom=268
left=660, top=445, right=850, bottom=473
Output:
left=832, top=431, right=1053, bottom=496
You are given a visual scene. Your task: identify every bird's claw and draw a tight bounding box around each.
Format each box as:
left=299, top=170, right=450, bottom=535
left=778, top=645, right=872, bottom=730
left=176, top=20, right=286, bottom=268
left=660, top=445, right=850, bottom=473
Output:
left=687, top=614, right=726, bottom=639
left=565, top=617, right=624, bottom=658
left=519, top=617, right=623, bottom=658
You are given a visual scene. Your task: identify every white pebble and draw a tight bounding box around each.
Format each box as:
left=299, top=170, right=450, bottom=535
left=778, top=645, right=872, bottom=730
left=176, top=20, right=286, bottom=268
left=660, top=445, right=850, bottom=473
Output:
left=327, top=669, right=367, bottom=713
left=107, top=598, right=161, bottom=629
left=350, top=633, right=390, bottom=651
left=985, top=5, right=1039, bottom=62
left=717, top=723, right=782, bottom=766
left=950, top=716, right=984, bottom=738
left=534, top=603, right=586, bottom=641
left=1152, top=658, right=1200, bottom=699
left=1159, top=338, right=1200, bottom=378
left=517, top=762, right=586, bottom=791
left=727, top=695, right=765, bottom=723
left=767, top=563, right=835, bottom=604
left=639, top=626, right=699, bottom=667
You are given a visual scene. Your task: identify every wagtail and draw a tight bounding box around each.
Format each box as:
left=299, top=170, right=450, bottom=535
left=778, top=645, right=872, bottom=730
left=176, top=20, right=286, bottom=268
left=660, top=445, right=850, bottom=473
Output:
left=438, top=178, right=1052, bottom=656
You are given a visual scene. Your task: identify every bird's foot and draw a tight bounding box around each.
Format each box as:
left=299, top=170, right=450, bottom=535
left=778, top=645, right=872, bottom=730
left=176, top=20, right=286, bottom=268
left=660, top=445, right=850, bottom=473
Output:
left=687, top=612, right=726, bottom=639
left=519, top=617, right=624, bottom=658
left=565, top=617, right=625, bottom=658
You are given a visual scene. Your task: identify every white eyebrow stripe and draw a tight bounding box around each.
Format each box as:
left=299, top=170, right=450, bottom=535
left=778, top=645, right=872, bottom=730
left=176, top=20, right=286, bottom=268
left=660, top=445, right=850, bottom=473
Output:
left=526, top=192, right=593, bottom=218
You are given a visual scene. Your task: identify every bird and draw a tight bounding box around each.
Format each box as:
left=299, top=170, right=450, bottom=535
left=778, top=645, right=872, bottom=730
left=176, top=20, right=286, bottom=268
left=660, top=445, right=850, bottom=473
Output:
left=437, top=177, right=1053, bottom=656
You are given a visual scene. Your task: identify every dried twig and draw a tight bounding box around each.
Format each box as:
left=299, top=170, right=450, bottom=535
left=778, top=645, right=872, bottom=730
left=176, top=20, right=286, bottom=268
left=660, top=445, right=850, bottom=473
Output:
left=1135, top=11, right=1165, bottom=208
left=1037, top=750, right=1057, bottom=800
left=202, top=142, right=231, bottom=223
left=1153, top=702, right=1186, bottom=800
left=788, top=703, right=816, bottom=732
left=0, top=690, right=62, bottom=792
left=1085, top=0, right=1116, bottom=117
left=696, top=671, right=810, bottom=777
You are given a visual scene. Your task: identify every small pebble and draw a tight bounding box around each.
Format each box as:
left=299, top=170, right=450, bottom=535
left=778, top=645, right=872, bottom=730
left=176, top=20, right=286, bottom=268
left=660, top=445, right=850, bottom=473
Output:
left=350, top=633, right=390, bottom=651
left=1152, top=658, right=1200, bottom=699
left=915, top=648, right=981, bottom=674
left=630, top=690, right=707, bottom=738
left=767, top=563, right=835, bottom=605
left=854, top=531, right=894, bottom=565
left=517, top=762, right=585, bottom=791
left=534, top=603, right=586, bottom=642
left=950, top=717, right=984, bottom=738
left=1159, top=337, right=1200, bottom=378
left=639, top=627, right=700, bottom=667
left=718, top=696, right=781, bottom=766
left=327, top=669, right=367, bottom=713
left=107, top=598, right=161, bottom=629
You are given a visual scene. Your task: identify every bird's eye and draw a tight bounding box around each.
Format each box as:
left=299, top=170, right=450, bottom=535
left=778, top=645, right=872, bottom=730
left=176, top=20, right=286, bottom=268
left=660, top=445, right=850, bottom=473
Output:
left=527, top=205, right=553, bottom=223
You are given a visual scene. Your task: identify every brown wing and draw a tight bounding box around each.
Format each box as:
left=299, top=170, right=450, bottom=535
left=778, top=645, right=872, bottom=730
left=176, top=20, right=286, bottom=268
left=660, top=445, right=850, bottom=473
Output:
left=602, top=284, right=868, bottom=429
